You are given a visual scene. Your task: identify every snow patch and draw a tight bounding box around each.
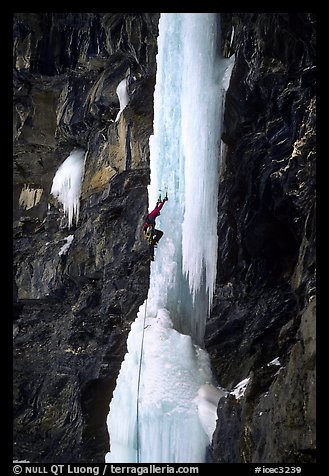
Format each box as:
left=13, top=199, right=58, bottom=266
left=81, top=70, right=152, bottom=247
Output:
left=115, top=78, right=130, bottom=122
left=230, top=377, right=250, bottom=400
left=267, top=357, right=281, bottom=366
left=58, top=234, right=74, bottom=256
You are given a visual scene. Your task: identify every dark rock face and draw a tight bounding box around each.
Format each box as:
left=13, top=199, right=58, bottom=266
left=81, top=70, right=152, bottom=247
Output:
left=208, top=13, right=316, bottom=463
left=13, top=12, right=316, bottom=465
left=13, top=13, right=159, bottom=463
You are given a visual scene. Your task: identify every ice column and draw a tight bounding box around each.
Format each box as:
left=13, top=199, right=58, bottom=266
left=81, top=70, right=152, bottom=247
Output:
left=148, top=13, right=234, bottom=343
left=180, top=14, right=234, bottom=311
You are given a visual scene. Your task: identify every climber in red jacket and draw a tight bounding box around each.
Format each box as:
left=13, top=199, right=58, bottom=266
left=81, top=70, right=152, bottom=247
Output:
left=143, top=193, right=168, bottom=260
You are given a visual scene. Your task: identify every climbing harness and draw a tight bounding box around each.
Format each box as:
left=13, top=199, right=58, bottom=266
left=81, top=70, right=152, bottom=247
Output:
left=136, top=298, right=148, bottom=463
left=143, top=188, right=168, bottom=259
left=144, top=226, right=154, bottom=244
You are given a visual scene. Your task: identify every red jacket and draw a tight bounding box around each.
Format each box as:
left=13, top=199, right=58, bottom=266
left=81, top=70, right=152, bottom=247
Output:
left=144, top=199, right=167, bottom=230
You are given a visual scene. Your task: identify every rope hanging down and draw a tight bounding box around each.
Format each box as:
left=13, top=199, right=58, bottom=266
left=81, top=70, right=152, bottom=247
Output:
left=136, top=298, right=148, bottom=463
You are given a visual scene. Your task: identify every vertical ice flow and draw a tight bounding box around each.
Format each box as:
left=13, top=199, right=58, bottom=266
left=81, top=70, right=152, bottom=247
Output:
left=180, top=14, right=235, bottom=311
left=106, top=13, right=234, bottom=463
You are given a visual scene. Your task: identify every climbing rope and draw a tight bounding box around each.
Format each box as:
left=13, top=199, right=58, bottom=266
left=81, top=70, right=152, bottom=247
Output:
left=136, top=298, right=148, bottom=463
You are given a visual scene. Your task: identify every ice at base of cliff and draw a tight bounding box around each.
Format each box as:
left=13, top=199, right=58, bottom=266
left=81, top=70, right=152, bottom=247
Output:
left=194, top=384, right=227, bottom=440
left=105, top=308, right=223, bottom=463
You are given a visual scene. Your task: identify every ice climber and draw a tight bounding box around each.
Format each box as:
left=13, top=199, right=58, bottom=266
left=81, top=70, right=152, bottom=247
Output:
left=143, top=192, right=168, bottom=260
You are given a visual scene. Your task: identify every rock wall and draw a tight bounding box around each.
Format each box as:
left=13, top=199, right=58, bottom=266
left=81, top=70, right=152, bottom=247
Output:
left=207, top=13, right=316, bottom=463
left=13, top=13, right=159, bottom=463
left=13, top=12, right=316, bottom=464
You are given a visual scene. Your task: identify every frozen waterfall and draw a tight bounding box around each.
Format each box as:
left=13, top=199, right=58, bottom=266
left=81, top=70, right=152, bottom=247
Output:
left=106, top=13, right=234, bottom=464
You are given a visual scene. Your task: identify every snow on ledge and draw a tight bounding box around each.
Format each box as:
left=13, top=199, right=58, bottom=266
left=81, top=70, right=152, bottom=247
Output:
left=267, top=357, right=281, bottom=367
left=229, top=377, right=250, bottom=400
left=59, top=234, right=74, bottom=256
left=115, top=78, right=130, bottom=122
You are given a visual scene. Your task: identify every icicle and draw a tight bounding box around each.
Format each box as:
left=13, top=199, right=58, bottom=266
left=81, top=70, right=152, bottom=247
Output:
left=180, top=14, right=235, bottom=311
left=50, top=148, right=85, bottom=229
